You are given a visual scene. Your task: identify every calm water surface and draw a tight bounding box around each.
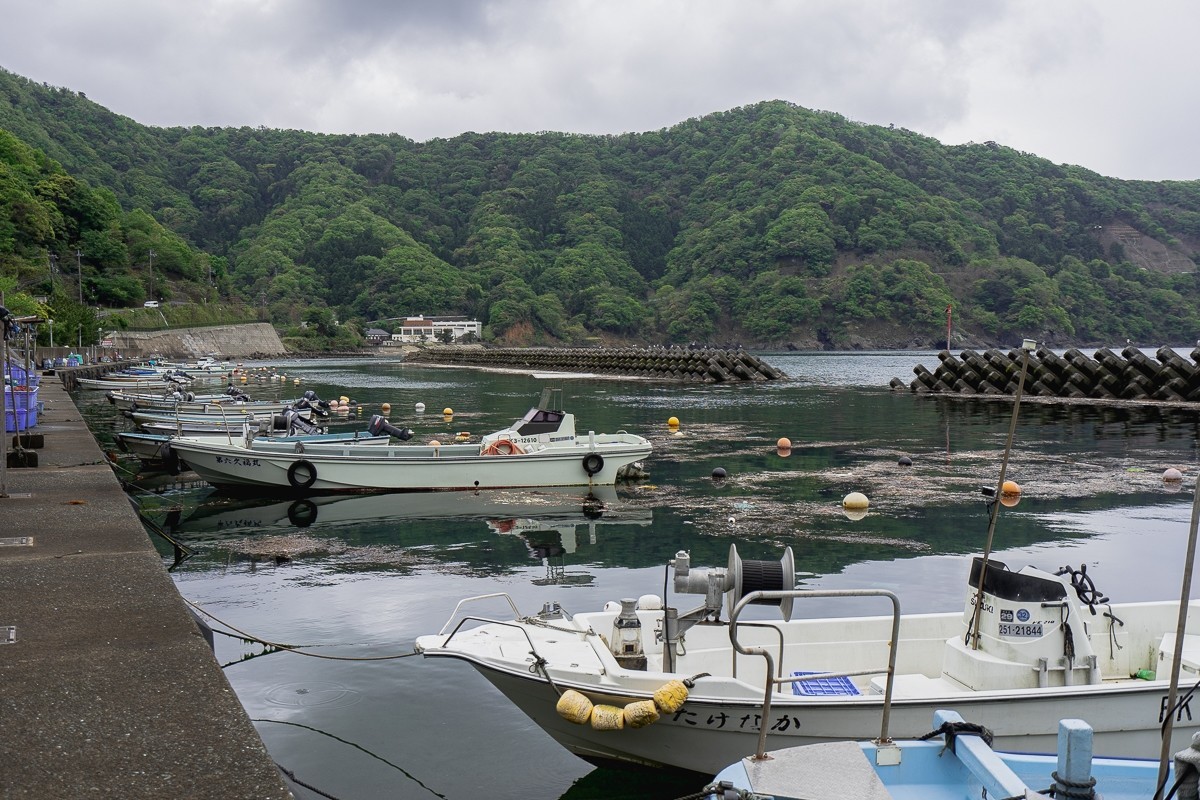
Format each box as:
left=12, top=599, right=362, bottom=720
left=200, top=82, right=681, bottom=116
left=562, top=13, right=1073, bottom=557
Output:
left=78, top=351, right=1200, bottom=800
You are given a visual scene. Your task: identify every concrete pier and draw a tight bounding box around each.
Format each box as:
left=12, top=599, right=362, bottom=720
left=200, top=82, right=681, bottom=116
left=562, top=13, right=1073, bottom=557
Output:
left=0, top=378, right=292, bottom=798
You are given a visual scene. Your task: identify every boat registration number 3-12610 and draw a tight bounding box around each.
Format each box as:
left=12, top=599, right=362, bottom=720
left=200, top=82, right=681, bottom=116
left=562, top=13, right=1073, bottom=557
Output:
left=999, top=622, right=1044, bottom=638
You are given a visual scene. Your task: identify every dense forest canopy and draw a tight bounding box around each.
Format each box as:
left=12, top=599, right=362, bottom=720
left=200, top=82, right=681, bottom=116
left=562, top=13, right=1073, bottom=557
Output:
left=3, top=66, right=1200, bottom=349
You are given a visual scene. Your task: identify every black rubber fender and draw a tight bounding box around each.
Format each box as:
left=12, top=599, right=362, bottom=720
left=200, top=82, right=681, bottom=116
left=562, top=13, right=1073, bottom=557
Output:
left=286, top=459, right=318, bottom=490
left=582, top=452, right=604, bottom=477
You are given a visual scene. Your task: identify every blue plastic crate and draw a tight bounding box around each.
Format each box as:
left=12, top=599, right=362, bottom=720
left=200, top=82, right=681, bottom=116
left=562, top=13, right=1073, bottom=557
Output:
left=790, top=671, right=860, bottom=696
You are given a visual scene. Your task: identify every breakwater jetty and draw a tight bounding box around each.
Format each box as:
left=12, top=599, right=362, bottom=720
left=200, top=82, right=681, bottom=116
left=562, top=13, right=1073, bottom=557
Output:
left=891, top=345, right=1200, bottom=402
left=405, top=345, right=785, bottom=382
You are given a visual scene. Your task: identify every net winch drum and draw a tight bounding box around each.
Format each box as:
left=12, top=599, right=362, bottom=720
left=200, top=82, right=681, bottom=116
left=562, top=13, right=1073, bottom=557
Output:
left=673, top=544, right=797, bottom=621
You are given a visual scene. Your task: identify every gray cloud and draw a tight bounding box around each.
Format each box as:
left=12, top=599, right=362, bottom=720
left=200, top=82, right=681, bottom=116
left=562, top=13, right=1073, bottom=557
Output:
left=0, top=1, right=1196, bottom=179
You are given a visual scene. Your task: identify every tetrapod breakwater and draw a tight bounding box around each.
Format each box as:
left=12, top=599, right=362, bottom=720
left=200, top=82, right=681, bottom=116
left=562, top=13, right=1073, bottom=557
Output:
left=405, top=346, right=785, bottom=382
left=890, top=345, right=1200, bottom=402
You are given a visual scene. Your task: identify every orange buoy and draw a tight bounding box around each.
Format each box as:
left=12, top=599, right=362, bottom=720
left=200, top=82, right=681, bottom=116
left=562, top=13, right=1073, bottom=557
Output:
left=777, top=437, right=792, bottom=449
left=1001, top=480, right=1021, bottom=496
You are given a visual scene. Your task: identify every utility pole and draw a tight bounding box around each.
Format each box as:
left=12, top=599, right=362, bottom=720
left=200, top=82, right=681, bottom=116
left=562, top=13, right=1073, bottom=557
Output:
left=75, top=249, right=83, bottom=304
left=49, top=252, right=58, bottom=290
left=148, top=249, right=156, bottom=301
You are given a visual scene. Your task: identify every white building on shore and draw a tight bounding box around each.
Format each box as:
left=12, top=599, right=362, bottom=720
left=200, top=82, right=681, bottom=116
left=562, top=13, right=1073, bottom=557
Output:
left=389, top=315, right=482, bottom=344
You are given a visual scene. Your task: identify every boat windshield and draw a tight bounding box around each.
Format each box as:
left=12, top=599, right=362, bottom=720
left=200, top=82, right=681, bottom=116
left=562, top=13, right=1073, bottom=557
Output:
left=516, top=407, right=566, bottom=435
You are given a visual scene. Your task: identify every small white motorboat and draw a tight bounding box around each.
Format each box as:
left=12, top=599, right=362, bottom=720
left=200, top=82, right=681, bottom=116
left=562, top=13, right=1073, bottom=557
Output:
left=107, top=385, right=298, bottom=414
left=414, top=544, right=1200, bottom=773
left=115, top=417, right=398, bottom=472
left=166, top=389, right=652, bottom=493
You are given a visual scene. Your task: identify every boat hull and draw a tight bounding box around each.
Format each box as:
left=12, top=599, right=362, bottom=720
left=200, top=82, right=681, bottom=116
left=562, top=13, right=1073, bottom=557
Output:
left=444, top=657, right=1195, bottom=774
left=167, top=437, right=652, bottom=492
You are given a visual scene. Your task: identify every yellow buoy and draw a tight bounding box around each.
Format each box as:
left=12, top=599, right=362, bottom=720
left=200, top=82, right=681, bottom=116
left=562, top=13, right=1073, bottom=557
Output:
left=667, top=416, right=680, bottom=428
left=339, top=395, right=350, bottom=405
left=381, top=403, right=391, bottom=414
left=842, top=492, right=869, bottom=510
left=653, top=680, right=689, bottom=714
left=443, top=407, right=453, bottom=416
left=1001, top=480, right=1021, bottom=496
left=623, top=700, right=660, bottom=729
left=590, top=704, right=625, bottom=730
left=556, top=690, right=593, bottom=725
left=777, top=437, right=792, bottom=449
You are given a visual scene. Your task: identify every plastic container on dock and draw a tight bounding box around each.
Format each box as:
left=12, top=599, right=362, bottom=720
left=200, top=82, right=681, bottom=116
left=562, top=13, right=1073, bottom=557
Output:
left=3, top=386, right=39, bottom=431
left=5, top=406, right=36, bottom=432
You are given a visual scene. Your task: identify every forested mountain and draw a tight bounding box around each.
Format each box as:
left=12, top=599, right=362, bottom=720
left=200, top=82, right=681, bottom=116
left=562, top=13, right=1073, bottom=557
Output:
left=4, top=66, right=1200, bottom=348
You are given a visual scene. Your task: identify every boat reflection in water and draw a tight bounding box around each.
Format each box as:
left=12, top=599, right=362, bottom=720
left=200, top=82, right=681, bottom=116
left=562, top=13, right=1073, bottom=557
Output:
left=165, top=484, right=651, bottom=561
left=487, top=509, right=654, bottom=586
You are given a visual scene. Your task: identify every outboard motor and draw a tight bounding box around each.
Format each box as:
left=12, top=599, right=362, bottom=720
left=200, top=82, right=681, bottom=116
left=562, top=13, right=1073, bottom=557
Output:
left=368, top=414, right=414, bottom=440
left=224, top=386, right=250, bottom=402
left=283, top=409, right=322, bottom=436
left=291, top=393, right=330, bottom=420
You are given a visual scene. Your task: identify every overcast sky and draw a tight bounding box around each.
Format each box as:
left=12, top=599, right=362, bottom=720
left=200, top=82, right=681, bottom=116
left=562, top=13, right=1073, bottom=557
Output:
left=1, top=1, right=1196, bottom=181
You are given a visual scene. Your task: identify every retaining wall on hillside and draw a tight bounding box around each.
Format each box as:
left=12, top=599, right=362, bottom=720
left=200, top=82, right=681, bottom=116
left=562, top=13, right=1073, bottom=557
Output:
left=107, top=323, right=286, bottom=358
left=406, top=345, right=786, bottom=382
left=891, top=345, right=1200, bottom=402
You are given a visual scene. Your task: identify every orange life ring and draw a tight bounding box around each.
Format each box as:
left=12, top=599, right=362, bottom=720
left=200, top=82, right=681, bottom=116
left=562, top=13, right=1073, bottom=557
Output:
left=483, top=439, right=525, bottom=456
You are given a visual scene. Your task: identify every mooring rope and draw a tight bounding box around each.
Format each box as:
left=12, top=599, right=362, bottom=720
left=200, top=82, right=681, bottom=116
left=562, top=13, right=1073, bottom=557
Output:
left=184, top=596, right=421, bottom=662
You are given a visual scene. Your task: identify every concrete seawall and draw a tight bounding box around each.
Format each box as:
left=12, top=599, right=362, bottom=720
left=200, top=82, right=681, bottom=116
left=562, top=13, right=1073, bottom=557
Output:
left=0, top=378, right=292, bottom=798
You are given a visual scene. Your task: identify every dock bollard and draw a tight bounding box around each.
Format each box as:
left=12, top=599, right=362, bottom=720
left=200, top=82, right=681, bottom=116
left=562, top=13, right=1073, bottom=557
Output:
left=1054, top=719, right=1096, bottom=799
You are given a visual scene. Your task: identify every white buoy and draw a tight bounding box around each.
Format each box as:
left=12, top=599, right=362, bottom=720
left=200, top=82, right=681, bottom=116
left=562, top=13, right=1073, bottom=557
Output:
left=842, top=491, right=869, bottom=509
left=415, top=402, right=426, bottom=413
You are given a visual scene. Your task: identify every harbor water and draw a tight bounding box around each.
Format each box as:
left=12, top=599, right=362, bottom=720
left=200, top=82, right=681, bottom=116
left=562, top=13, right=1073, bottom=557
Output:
left=77, top=351, right=1200, bottom=799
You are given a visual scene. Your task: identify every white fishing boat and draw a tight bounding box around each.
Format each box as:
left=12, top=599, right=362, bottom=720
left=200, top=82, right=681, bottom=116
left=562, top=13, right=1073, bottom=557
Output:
left=415, top=545, right=1200, bottom=772
left=77, top=374, right=197, bottom=391
left=107, top=385, right=298, bottom=414
left=166, top=389, right=652, bottom=493
left=115, top=427, right=393, bottom=471
left=130, top=405, right=317, bottom=430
